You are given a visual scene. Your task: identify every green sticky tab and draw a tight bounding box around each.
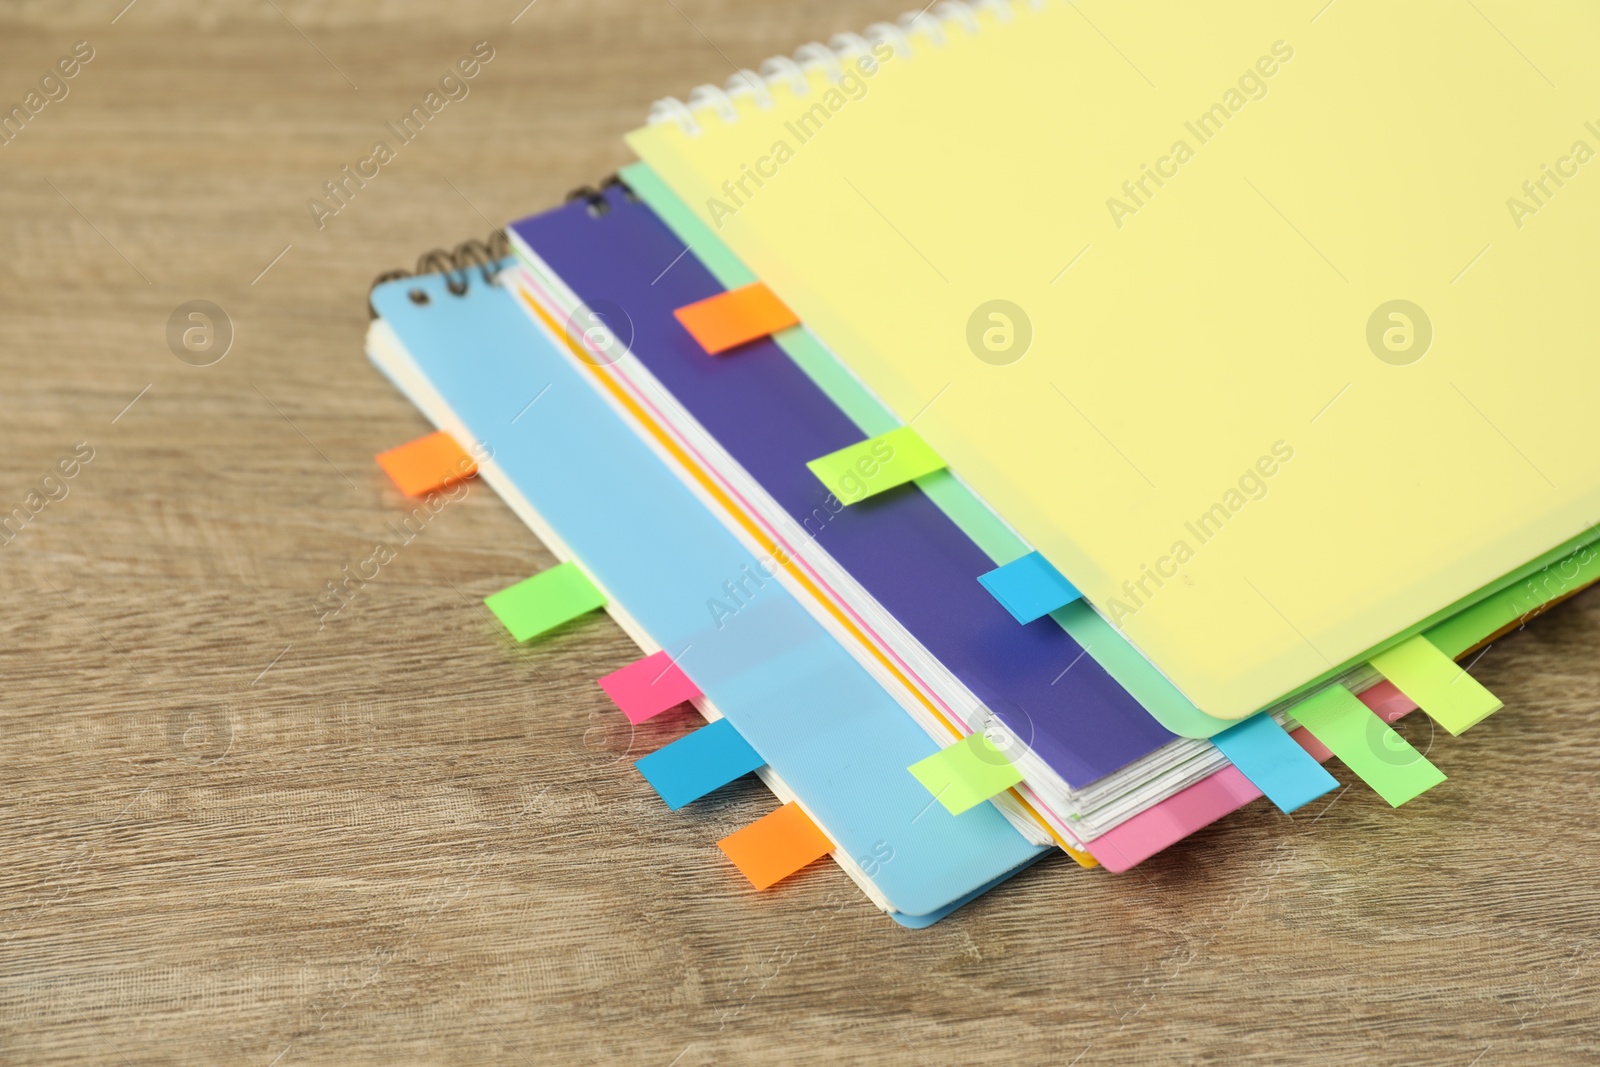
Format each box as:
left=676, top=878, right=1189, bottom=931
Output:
left=1368, top=635, right=1502, bottom=736
left=907, top=732, right=1023, bottom=815
left=1291, top=685, right=1446, bottom=807
left=805, top=426, right=946, bottom=505
left=484, top=562, right=606, bottom=641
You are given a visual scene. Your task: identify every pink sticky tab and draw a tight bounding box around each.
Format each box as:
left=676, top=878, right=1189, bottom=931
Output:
left=1289, top=725, right=1333, bottom=763
left=597, top=651, right=701, bottom=724
left=1359, top=679, right=1419, bottom=723
left=1087, top=768, right=1260, bottom=872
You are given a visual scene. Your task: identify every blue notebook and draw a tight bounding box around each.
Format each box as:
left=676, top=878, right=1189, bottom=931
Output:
left=367, top=265, right=1046, bottom=923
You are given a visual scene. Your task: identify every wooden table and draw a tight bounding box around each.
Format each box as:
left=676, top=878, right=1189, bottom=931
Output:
left=2, top=2, right=1596, bottom=1063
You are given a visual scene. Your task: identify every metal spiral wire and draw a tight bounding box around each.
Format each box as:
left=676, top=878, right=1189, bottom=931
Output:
left=563, top=172, right=637, bottom=217
left=367, top=229, right=512, bottom=320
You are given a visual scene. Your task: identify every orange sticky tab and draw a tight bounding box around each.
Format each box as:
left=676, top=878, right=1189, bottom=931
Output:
left=716, top=802, right=834, bottom=891
left=673, top=282, right=799, bottom=355
left=376, top=431, right=477, bottom=497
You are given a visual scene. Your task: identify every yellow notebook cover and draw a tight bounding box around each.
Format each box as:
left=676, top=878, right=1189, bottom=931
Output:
left=629, top=0, right=1600, bottom=717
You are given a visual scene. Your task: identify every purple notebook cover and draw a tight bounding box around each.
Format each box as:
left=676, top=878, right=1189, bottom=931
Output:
left=510, top=188, right=1176, bottom=788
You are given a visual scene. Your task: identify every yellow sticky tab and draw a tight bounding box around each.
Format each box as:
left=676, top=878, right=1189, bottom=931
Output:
left=1369, top=635, right=1503, bottom=735
left=907, top=732, right=1023, bottom=815
left=805, top=426, right=945, bottom=505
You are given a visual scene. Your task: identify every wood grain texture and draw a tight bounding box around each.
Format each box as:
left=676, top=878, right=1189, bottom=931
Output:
left=1, top=2, right=1597, bottom=1064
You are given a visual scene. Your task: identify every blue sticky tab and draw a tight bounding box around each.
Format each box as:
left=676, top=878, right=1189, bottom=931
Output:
left=636, top=718, right=766, bottom=811
left=976, top=551, right=1082, bottom=624
left=1211, top=713, right=1338, bottom=814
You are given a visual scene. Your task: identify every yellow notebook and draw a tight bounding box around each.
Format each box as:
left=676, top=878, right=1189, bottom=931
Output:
left=629, top=0, right=1600, bottom=718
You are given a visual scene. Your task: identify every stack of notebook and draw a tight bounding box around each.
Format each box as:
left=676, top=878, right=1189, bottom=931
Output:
left=365, top=0, right=1600, bottom=925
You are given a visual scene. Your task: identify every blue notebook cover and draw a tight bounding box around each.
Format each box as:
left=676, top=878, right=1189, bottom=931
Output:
left=369, top=267, right=1045, bottom=920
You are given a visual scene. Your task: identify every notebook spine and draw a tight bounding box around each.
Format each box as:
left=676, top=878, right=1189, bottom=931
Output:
left=367, top=229, right=512, bottom=319
left=646, top=0, right=1044, bottom=136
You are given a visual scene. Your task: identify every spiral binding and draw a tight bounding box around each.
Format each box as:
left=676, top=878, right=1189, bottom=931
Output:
left=646, top=0, right=1044, bottom=136
left=367, top=230, right=512, bottom=320
left=563, top=172, right=638, bottom=218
